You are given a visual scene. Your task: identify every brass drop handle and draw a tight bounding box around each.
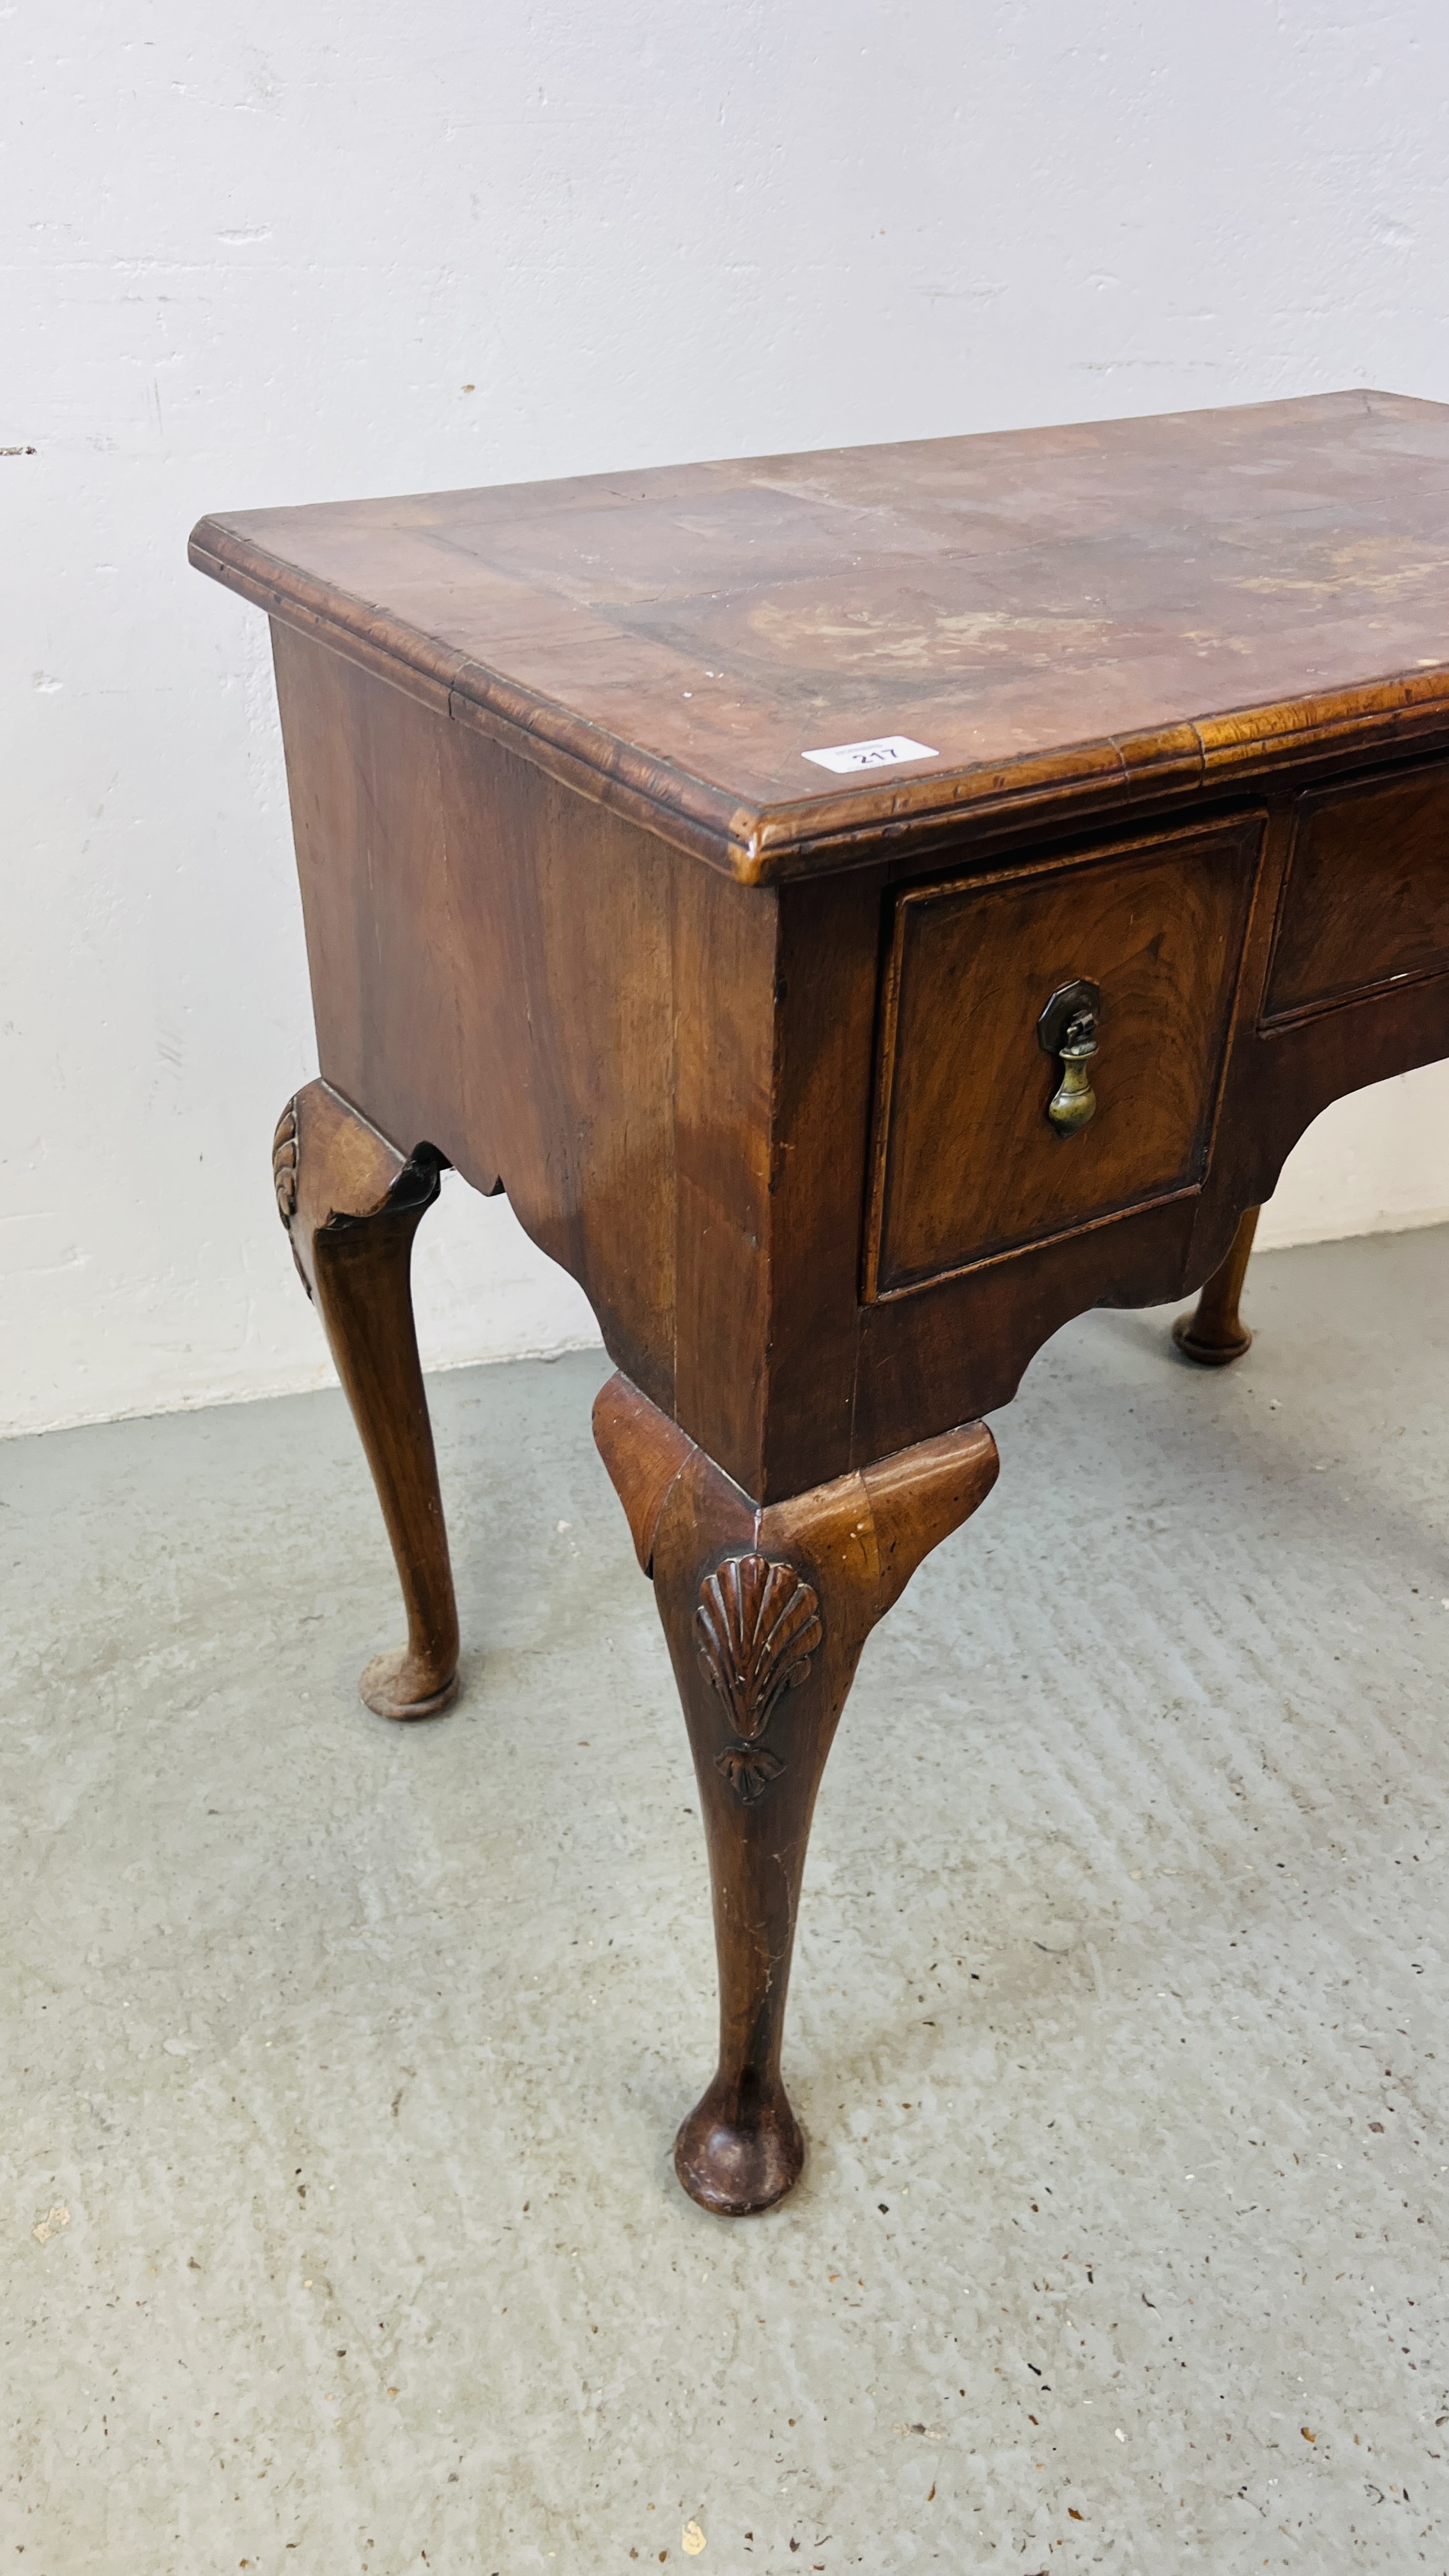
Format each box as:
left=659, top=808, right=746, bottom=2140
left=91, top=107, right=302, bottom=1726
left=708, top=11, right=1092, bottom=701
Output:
left=1037, top=978, right=1103, bottom=1138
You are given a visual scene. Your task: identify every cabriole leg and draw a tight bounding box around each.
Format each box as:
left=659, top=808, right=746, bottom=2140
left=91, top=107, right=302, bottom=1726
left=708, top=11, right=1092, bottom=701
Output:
left=1172, top=1205, right=1261, bottom=1367
left=273, top=1079, right=460, bottom=1721
left=594, top=1376, right=999, bottom=2216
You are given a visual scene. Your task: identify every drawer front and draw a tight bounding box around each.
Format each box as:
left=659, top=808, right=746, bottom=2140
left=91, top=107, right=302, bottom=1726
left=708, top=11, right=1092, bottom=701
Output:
left=865, top=816, right=1261, bottom=1296
left=1264, top=761, right=1449, bottom=1021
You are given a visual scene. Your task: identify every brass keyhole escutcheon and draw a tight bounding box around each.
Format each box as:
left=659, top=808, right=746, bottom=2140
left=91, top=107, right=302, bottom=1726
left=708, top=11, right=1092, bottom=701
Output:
left=1037, top=977, right=1103, bottom=1137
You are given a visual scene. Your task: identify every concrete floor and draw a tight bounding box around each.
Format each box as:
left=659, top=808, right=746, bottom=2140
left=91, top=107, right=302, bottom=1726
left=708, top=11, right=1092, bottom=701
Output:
left=3, top=1229, right=1448, bottom=2574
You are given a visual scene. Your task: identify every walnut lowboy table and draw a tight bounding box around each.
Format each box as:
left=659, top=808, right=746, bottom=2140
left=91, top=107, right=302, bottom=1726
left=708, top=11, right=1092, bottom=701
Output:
left=193, top=390, right=1449, bottom=2215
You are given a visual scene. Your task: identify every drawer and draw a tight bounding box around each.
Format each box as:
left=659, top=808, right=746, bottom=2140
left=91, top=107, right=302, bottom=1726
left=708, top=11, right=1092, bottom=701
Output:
left=1264, top=761, right=1449, bottom=1022
left=864, top=816, right=1261, bottom=1296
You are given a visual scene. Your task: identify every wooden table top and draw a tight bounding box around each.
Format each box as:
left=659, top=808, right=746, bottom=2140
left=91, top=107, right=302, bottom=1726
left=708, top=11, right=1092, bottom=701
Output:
left=192, top=389, right=1449, bottom=882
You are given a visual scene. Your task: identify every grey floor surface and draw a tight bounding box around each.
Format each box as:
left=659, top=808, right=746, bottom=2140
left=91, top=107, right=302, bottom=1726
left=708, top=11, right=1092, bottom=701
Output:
left=4, top=1228, right=1449, bottom=2575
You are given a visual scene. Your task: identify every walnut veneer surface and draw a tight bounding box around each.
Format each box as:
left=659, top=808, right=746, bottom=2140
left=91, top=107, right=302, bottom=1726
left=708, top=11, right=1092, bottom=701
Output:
left=192, top=388, right=1449, bottom=878
left=194, top=390, right=1449, bottom=2212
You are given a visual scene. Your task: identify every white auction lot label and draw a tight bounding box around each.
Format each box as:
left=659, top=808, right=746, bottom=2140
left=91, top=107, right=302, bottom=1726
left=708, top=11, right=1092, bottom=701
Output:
left=801, top=733, right=940, bottom=774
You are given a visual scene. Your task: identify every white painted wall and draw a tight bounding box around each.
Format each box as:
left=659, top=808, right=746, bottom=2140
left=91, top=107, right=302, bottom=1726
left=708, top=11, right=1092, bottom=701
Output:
left=6, top=3, right=1449, bottom=1438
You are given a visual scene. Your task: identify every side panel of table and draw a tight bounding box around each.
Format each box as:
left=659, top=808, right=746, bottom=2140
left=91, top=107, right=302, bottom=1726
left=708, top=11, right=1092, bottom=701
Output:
left=270, top=622, right=783, bottom=1491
